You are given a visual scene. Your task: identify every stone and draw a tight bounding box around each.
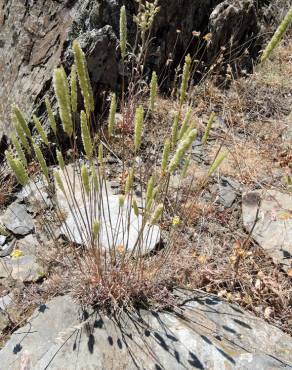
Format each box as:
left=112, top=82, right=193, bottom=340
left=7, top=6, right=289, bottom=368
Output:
left=0, top=235, right=6, bottom=246
left=0, top=290, right=292, bottom=369
left=0, top=254, right=44, bottom=283
left=0, top=203, right=34, bottom=236
left=0, top=294, right=12, bottom=311
left=218, top=178, right=237, bottom=208
left=0, top=0, right=272, bottom=142
left=17, top=175, right=52, bottom=214
left=56, top=164, right=161, bottom=253
left=0, top=239, right=16, bottom=258
left=242, top=189, right=292, bottom=271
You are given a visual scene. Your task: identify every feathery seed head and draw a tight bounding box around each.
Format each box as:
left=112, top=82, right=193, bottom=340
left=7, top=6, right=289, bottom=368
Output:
left=72, top=40, right=94, bottom=115
left=125, top=168, right=134, bottom=194
left=81, top=164, right=90, bottom=195
left=33, top=115, right=49, bottom=146
left=180, top=54, right=191, bottom=105
left=161, top=138, right=171, bottom=172
left=150, top=203, right=163, bottom=225
left=208, top=151, right=228, bottom=176
left=120, top=6, right=127, bottom=59
left=169, top=129, right=197, bottom=174
left=119, top=194, right=125, bottom=208
left=91, top=165, right=99, bottom=191
left=132, top=198, right=139, bottom=217
left=108, top=93, right=116, bottom=138
left=149, top=71, right=158, bottom=111
left=80, top=110, right=93, bottom=158
left=12, top=105, right=31, bottom=138
left=56, top=149, right=65, bottom=171
left=11, top=134, right=27, bottom=166
left=15, top=122, right=31, bottom=154
left=92, top=221, right=100, bottom=240
left=178, top=108, right=192, bottom=140
left=54, top=171, right=65, bottom=194
left=53, top=67, right=73, bottom=137
left=171, top=113, right=180, bottom=147
left=5, top=150, right=28, bottom=186
left=33, top=143, right=49, bottom=180
left=202, top=111, right=215, bottom=144
left=70, top=64, right=78, bottom=113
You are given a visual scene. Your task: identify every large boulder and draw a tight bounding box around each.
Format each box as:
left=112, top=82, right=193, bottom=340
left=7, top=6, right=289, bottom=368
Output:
left=0, top=290, right=291, bottom=369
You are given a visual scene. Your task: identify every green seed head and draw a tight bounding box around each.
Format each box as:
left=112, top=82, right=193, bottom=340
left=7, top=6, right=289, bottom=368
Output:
left=169, top=129, right=197, bottom=174
left=92, top=221, right=100, bottom=240
left=54, top=171, right=65, bottom=194
left=178, top=108, right=192, bottom=140
left=81, top=164, right=90, bottom=195
left=56, top=149, right=65, bottom=171
left=5, top=150, right=28, bottom=186
left=125, top=168, right=134, bottom=195
left=108, top=93, right=116, bottom=138
left=171, top=113, right=180, bottom=147
left=80, top=110, right=93, bottom=158
left=161, top=138, right=171, bottom=172
left=12, top=105, right=31, bottom=138
left=149, top=71, right=158, bottom=111
left=150, top=203, right=163, bottom=225
left=33, top=114, right=49, bottom=146
left=11, top=134, right=27, bottom=166
left=53, top=67, right=73, bottom=137
left=72, top=40, right=94, bottom=115
left=208, top=151, right=228, bottom=176
left=70, top=64, right=78, bottom=113
left=120, top=5, right=127, bottom=59
left=202, top=111, right=215, bottom=144
left=33, top=143, right=49, bottom=180
left=180, top=54, right=191, bottom=105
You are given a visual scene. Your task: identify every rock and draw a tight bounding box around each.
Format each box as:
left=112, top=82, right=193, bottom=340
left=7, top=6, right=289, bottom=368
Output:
left=0, top=203, right=34, bottom=236
left=0, top=0, right=272, bottom=141
left=17, top=175, right=52, bottom=214
left=56, top=164, right=161, bottom=253
left=0, top=239, right=16, bottom=258
left=0, top=294, right=12, bottom=311
left=0, top=235, right=6, bottom=246
left=0, top=254, right=44, bottom=283
left=242, top=190, right=292, bottom=271
left=218, top=177, right=238, bottom=208
left=207, top=0, right=261, bottom=77
left=1, top=290, right=292, bottom=369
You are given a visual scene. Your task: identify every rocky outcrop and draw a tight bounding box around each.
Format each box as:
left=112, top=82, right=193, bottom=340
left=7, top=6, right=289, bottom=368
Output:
left=1, top=290, right=292, bottom=369
left=0, top=0, right=275, bottom=143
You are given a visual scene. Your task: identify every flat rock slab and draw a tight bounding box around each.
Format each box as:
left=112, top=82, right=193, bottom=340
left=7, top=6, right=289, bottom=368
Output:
left=0, top=290, right=291, bottom=369
left=1, top=203, right=34, bottom=236
left=242, top=190, right=292, bottom=271
left=56, top=164, right=160, bottom=254
left=0, top=254, right=44, bottom=282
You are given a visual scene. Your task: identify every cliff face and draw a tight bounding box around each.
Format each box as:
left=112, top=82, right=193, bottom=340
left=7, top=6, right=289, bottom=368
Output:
left=0, top=0, right=275, bottom=144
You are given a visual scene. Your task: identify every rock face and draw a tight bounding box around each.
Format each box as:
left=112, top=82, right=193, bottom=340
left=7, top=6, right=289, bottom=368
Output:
left=242, top=190, right=292, bottom=271
left=56, top=164, right=161, bottom=253
left=0, top=0, right=270, bottom=141
left=0, top=290, right=292, bottom=369
left=0, top=202, right=34, bottom=236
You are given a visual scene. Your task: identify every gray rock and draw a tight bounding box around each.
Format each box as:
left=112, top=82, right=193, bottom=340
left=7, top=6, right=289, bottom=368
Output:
left=1, top=290, right=292, bottom=369
left=0, top=235, right=6, bottom=246
left=0, top=254, right=44, bottom=282
left=242, top=190, right=292, bottom=271
left=0, top=294, right=12, bottom=311
left=17, top=175, right=52, bottom=214
left=1, top=202, right=34, bottom=236
left=0, top=239, right=16, bottom=258
left=56, top=164, right=161, bottom=254
left=218, top=178, right=237, bottom=208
